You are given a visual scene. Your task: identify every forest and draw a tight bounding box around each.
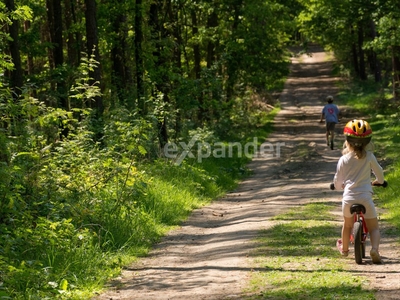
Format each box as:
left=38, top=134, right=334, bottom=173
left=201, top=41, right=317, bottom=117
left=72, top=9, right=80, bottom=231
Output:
left=1, top=0, right=400, bottom=298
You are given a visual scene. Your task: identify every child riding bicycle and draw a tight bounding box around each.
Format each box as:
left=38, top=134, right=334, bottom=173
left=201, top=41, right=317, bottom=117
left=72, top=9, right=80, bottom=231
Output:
left=320, top=95, right=340, bottom=150
left=332, top=119, right=385, bottom=263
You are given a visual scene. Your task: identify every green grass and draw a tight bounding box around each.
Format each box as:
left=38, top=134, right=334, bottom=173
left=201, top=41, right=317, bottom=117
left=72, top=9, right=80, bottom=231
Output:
left=247, top=203, right=375, bottom=299
left=372, top=117, right=400, bottom=232
left=336, top=78, right=392, bottom=117
left=272, top=202, right=337, bottom=221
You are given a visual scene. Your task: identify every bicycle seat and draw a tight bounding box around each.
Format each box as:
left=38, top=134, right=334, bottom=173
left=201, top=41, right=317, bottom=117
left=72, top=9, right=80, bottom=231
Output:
left=350, top=204, right=366, bottom=215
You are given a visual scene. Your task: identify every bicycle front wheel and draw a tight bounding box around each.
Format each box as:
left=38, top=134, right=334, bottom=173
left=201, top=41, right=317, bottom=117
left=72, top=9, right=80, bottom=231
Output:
left=353, top=220, right=363, bottom=264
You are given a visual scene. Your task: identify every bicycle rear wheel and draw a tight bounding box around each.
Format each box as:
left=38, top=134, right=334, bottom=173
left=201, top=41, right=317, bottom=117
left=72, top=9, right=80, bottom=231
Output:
left=362, top=235, right=366, bottom=258
left=353, top=220, right=363, bottom=264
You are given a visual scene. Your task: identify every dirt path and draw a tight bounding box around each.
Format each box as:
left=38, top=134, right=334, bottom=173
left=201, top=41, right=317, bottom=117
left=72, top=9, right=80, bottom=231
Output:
left=94, top=46, right=400, bottom=300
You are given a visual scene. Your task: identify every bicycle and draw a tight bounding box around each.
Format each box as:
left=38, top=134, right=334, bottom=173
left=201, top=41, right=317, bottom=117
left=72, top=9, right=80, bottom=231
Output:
left=330, top=180, right=387, bottom=264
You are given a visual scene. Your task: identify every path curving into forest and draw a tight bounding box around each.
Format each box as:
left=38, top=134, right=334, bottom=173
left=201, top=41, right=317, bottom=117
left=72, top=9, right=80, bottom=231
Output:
left=93, top=45, right=400, bottom=300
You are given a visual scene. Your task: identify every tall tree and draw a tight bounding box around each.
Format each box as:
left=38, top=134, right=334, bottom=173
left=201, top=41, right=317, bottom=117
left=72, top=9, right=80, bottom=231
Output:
left=224, top=0, right=243, bottom=101
left=65, top=0, right=81, bottom=67
left=392, top=46, right=400, bottom=100
left=85, top=0, right=103, bottom=113
left=5, top=0, right=24, bottom=99
left=135, top=0, right=145, bottom=111
left=367, top=7, right=400, bottom=100
left=190, top=8, right=204, bottom=122
left=206, top=7, right=218, bottom=69
left=111, top=8, right=128, bottom=103
left=148, top=0, right=175, bottom=147
left=46, top=0, right=68, bottom=109
left=23, top=20, right=34, bottom=78
left=357, top=24, right=367, bottom=80
left=369, top=20, right=382, bottom=82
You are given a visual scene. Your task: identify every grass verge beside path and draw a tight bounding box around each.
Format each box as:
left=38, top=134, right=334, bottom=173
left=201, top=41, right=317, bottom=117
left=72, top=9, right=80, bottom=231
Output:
left=247, top=203, right=375, bottom=299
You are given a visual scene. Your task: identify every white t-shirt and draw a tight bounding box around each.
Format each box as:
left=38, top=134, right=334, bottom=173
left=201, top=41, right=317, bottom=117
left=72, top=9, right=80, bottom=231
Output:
left=333, top=151, right=384, bottom=201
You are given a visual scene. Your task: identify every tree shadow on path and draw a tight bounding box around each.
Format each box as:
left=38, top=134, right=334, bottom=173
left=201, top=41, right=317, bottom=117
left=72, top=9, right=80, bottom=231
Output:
left=93, top=45, right=400, bottom=300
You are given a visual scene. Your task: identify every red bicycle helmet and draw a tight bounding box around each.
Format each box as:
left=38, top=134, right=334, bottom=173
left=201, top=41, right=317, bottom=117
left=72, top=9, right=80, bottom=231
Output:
left=343, top=119, right=372, bottom=146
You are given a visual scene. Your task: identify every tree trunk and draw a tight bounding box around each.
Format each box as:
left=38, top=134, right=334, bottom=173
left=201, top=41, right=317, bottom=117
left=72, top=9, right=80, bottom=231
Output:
left=54, top=0, right=68, bottom=109
left=44, top=0, right=56, bottom=106
left=206, top=10, right=218, bottom=69
left=149, top=1, right=169, bottom=148
left=357, top=25, right=367, bottom=80
left=392, top=46, right=400, bottom=101
left=191, top=10, right=204, bottom=123
left=170, top=5, right=182, bottom=70
left=24, top=21, right=34, bottom=77
left=46, top=0, right=68, bottom=109
left=135, top=0, right=145, bottom=112
left=5, top=0, right=24, bottom=99
left=168, top=1, right=182, bottom=138
left=46, top=0, right=55, bottom=69
left=111, top=10, right=128, bottom=104
left=225, top=0, right=242, bottom=101
left=369, top=20, right=382, bottom=82
left=85, top=0, right=103, bottom=113
left=65, top=0, right=80, bottom=67
left=350, top=27, right=359, bottom=77
left=191, top=11, right=201, bottom=80
left=206, top=8, right=219, bottom=121
left=53, top=0, right=63, bottom=68
left=24, top=20, right=37, bottom=99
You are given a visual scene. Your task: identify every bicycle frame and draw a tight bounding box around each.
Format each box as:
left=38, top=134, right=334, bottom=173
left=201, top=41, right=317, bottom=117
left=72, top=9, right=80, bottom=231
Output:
left=330, top=180, right=387, bottom=264
left=351, top=211, right=368, bottom=243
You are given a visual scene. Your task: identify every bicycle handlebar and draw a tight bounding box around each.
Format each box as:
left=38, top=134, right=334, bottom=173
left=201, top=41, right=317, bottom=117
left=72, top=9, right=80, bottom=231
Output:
left=330, top=180, right=387, bottom=190
left=372, top=180, right=388, bottom=188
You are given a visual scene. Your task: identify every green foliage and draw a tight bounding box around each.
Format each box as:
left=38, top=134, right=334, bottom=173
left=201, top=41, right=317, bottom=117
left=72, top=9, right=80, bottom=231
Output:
left=69, top=52, right=102, bottom=106
left=103, top=105, right=157, bottom=158
left=337, top=78, right=392, bottom=115
left=297, top=0, right=400, bottom=94
left=0, top=60, right=279, bottom=298
left=350, top=74, right=388, bottom=109
left=221, top=0, right=292, bottom=91
left=366, top=12, right=400, bottom=58
left=0, top=3, right=31, bottom=88
left=368, top=116, right=400, bottom=233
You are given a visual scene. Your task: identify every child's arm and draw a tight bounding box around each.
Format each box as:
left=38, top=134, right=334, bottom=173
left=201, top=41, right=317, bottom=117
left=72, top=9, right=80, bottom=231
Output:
left=370, top=154, right=384, bottom=184
left=320, top=112, right=324, bottom=123
left=333, top=157, right=345, bottom=189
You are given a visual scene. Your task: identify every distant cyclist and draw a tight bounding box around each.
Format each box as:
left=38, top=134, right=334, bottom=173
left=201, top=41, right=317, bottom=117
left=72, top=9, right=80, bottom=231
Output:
left=333, top=119, right=384, bottom=263
left=320, top=95, right=340, bottom=149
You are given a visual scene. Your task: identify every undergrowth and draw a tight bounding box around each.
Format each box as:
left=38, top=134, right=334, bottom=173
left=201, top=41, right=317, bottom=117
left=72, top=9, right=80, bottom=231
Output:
left=0, top=90, right=279, bottom=299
